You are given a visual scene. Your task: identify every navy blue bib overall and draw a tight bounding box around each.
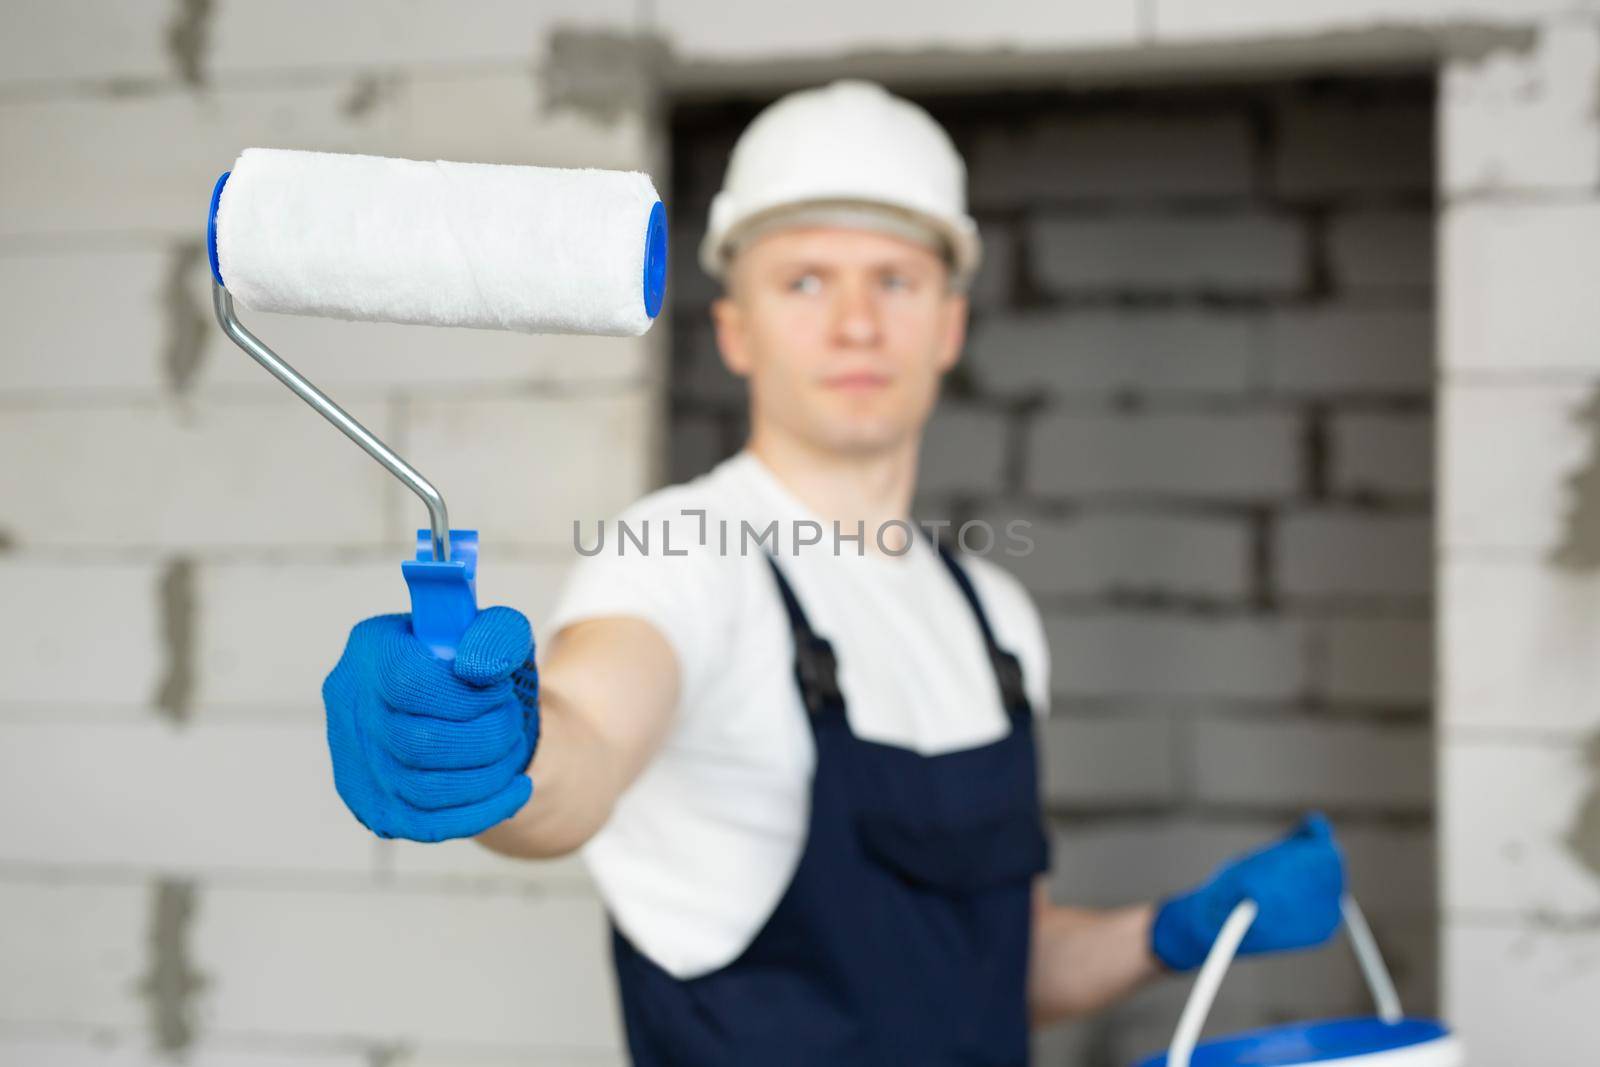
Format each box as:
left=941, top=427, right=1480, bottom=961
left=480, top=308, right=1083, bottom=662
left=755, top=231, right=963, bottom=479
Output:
left=611, top=542, right=1050, bottom=1066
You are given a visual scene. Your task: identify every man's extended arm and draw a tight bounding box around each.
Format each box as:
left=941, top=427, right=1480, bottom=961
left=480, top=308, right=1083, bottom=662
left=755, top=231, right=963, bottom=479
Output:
left=476, top=615, right=681, bottom=858
left=1028, top=814, right=1347, bottom=1026
left=1028, top=881, right=1162, bottom=1024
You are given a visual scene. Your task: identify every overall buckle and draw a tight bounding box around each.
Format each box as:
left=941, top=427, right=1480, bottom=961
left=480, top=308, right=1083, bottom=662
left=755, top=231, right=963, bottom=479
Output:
left=991, top=648, right=1028, bottom=712
left=794, top=635, right=843, bottom=715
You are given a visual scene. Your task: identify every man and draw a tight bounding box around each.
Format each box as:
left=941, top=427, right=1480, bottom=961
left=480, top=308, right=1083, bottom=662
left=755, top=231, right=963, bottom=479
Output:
left=322, top=79, right=1345, bottom=1064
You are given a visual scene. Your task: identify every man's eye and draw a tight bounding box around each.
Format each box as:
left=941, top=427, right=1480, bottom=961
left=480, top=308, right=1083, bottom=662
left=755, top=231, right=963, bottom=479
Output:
left=882, top=273, right=912, bottom=292
left=789, top=274, right=822, bottom=294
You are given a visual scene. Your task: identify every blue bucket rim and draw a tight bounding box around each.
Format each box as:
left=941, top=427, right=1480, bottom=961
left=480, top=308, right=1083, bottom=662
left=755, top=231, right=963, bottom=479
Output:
left=1132, top=1015, right=1455, bottom=1066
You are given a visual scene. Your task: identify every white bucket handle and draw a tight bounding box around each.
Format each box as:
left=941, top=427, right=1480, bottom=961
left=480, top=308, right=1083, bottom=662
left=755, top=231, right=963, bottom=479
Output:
left=1164, top=894, right=1403, bottom=1067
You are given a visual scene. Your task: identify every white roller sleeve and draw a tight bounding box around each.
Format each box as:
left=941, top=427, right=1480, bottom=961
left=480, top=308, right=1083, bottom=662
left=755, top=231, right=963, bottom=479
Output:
left=214, top=147, right=664, bottom=336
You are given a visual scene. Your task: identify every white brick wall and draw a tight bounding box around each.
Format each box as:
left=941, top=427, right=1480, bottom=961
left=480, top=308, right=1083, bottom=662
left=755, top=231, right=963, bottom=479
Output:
left=1443, top=199, right=1600, bottom=373
left=0, top=248, right=171, bottom=395
left=1439, top=12, right=1600, bottom=1061
left=0, top=721, right=375, bottom=874
left=1, top=2, right=170, bottom=87
left=0, top=0, right=637, bottom=89
left=0, top=1036, right=368, bottom=1067
left=1150, top=0, right=1587, bottom=43
left=203, top=1, right=637, bottom=77
left=195, top=562, right=405, bottom=715
left=0, top=71, right=649, bottom=239
left=1442, top=560, right=1600, bottom=732
left=649, top=0, right=1139, bottom=58
left=399, top=391, right=656, bottom=549
left=384, top=838, right=593, bottom=891
left=1441, top=381, right=1593, bottom=552
left=0, top=246, right=649, bottom=404
left=394, top=1052, right=624, bottom=1067
left=1446, top=924, right=1600, bottom=1062
left=0, top=6, right=663, bottom=1062
left=0, top=561, right=164, bottom=710
left=0, top=400, right=393, bottom=550
left=0, top=1036, right=625, bottom=1067
left=0, top=881, right=148, bottom=1029
left=1443, top=740, right=1600, bottom=915
left=195, top=295, right=655, bottom=397
left=194, top=887, right=620, bottom=1049
left=1441, top=16, right=1600, bottom=195
left=197, top=559, right=572, bottom=714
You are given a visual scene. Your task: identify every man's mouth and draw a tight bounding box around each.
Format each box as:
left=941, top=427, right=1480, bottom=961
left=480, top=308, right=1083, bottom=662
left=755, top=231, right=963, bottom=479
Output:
left=821, top=370, right=893, bottom=391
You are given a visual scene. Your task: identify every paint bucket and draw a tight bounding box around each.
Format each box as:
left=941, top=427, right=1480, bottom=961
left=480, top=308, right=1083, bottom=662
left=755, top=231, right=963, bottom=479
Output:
left=1132, top=896, right=1463, bottom=1067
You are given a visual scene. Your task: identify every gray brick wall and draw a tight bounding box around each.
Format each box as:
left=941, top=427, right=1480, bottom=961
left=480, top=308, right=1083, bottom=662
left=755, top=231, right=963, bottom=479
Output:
left=669, top=76, right=1436, bottom=1063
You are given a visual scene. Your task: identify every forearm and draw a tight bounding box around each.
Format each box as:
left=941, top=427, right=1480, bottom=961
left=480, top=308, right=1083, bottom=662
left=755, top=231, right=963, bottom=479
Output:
left=474, top=616, right=680, bottom=859
left=1028, top=891, right=1164, bottom=1025
left=475, top=690, right=623, bottom=858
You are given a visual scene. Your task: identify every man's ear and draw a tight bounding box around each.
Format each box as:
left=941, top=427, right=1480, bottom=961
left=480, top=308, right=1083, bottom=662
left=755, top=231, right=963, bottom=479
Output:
left=710, top=294, right=753, bottom=379
left=934, top=289, right=969, bottom=375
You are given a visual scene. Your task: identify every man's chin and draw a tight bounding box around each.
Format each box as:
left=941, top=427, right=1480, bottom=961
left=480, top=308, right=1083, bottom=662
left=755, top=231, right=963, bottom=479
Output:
left=812, top=420, right=914, bottom=458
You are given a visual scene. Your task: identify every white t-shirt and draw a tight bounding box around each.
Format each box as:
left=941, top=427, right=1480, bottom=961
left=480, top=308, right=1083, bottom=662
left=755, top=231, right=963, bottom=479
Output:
left=543, top=451, right=1051, bottom=979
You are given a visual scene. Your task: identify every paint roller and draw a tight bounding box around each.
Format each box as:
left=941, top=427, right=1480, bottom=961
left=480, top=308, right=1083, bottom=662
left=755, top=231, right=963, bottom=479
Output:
left=207, top=147, right=669, bottom=659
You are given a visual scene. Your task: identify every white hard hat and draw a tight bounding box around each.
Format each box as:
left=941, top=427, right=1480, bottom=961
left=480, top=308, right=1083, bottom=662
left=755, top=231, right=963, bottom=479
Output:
left=698, top=79, right=982, bottom=290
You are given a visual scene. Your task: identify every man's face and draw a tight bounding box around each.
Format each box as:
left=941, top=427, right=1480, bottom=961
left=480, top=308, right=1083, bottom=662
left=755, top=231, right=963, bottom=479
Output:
left=710, top=225, right=969, bottom=458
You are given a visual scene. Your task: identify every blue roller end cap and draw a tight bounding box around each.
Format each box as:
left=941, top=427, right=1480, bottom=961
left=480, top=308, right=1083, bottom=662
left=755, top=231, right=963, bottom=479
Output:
left=207, top=171, right=230, bottom=287
left=643, top=200, right=668, bottom=319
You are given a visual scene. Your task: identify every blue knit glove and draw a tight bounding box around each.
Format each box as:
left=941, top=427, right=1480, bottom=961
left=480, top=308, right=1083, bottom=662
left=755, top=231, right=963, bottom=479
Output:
left=322, top=606, right=540, bottom=842
left=1151, top=812, right=1345, bottom=972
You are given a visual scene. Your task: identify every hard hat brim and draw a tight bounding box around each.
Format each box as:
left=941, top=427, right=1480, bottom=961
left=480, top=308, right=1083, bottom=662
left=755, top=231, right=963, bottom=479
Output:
left=698, top=196, right=982, bottom=292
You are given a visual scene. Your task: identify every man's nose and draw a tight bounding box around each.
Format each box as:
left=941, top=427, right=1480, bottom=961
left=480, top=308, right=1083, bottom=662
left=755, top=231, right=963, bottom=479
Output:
left=831, top=276, right=882, bottom=346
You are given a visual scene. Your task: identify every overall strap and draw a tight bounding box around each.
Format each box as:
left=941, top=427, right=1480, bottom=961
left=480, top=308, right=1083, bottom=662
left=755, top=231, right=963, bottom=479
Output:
left=929, top=539, right=1031, bottom=716
left=763, top=555, right=844, bottom=717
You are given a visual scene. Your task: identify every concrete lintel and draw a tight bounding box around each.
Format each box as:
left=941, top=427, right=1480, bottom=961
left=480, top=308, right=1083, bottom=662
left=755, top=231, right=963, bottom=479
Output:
left=662, top=22, right=1535, bottom=102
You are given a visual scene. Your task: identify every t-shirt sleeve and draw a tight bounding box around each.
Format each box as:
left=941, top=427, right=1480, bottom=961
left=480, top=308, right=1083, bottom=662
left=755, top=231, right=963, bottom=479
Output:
left=540, top=488, right=731, bottom=709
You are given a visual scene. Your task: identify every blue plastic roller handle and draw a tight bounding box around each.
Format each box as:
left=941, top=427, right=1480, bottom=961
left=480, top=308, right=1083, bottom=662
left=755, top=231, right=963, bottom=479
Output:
left=401, top=529, right=479, bottom=660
